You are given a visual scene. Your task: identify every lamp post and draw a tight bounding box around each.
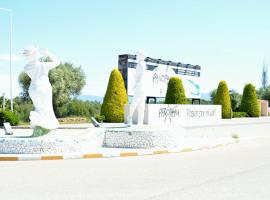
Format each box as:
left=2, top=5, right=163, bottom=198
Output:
left=0, top=8, right=13, bottom=112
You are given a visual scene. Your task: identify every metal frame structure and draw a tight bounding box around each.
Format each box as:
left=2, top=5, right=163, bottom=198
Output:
left=118, top=54, right=201, bottom=104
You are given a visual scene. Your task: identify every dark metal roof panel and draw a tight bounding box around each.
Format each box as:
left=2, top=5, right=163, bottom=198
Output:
left=119, top=54, right=201, bottom=70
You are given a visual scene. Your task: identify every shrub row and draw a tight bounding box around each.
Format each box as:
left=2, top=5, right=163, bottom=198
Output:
left=213, top=81, right=260, bottom=118
left=0, top=109, right=19, bottom=126
left=232, top=112, right=249, bottom=118
left=101, top=69, right=261, bottom=123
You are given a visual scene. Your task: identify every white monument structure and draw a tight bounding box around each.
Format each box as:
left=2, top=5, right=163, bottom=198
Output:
left=127, top=50, right=147, bottom=125
left=22, top=47, right=60, bottom=136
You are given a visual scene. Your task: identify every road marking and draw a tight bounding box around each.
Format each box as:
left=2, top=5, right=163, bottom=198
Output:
left=153, top=150, right=169, bottom=154
left=181, top=148, right=193, bottom=152
left=198, top=145, right=209, bottom=150
left=0, top=156, right=18, bottom=161
left=0, top=140, right=239, bottom=161
left=41, top=156, right=63, bottom=160
left=83, top=154, right=103, bottom=159
left=120, top=152, right=138, bottom=157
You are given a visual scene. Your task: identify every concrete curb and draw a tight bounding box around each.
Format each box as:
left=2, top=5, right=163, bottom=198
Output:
left=0, top=139, right=239, bottom=161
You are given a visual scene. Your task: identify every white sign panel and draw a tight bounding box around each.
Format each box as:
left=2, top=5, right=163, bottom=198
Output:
left=125, top=104, right=221, bottom=125
left=128, top=63, right=201, bottom=99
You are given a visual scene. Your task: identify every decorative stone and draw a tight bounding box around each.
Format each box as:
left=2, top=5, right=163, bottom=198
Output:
left=103, top=125, right=185, bottom=149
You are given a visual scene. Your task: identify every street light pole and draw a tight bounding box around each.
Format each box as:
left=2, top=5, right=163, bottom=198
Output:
left=0, top=8, right=13, bottom=112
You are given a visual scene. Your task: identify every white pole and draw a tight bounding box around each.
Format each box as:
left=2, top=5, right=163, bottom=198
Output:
left=9, top=11, right=13, bottom=112
left=0, top=8, right=13, bottom=112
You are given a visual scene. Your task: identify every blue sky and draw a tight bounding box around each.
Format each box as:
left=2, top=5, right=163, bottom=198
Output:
left=0, top=0, right=270, bottom=97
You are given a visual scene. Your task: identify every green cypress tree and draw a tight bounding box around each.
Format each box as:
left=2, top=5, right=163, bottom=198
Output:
left=101, top=69, right=128, bottom=122
left=213, top=81, right=232, bottom=119
left=240, top=83, right=260, bottom=117
left=165, top=77, right=187, bottom=104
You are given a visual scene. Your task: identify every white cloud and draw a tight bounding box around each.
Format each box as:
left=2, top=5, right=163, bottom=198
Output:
left=0, top=54, right=22, bottom=62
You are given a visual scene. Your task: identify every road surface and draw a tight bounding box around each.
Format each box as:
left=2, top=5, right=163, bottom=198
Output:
left=0, top=137, right=270, bottom=200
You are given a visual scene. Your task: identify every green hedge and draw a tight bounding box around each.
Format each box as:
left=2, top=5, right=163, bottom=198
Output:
left=233, top=112, right=248, bottom=118
left=213, top=81, right=232, bottom=119
left=240, top=83, right=260, bottom=117
left=0, top=110, right=19, bottom=126
left=101, top=69, right=128, bottom=122
left=165, top=77, right=187, bottom=104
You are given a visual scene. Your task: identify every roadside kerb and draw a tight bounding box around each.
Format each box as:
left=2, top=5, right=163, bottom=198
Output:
left=0, top=139, right=239, bottom=161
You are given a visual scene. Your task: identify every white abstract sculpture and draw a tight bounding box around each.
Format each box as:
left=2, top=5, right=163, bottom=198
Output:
left=127, top=50, right=147, bottom=125
left=22, top=47, right=60, bottom=136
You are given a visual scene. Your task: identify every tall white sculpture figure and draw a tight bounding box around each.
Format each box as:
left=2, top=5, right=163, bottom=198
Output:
left=22, top=47, right=60, bottom=136
left=128, top=50, right=147, bottom=125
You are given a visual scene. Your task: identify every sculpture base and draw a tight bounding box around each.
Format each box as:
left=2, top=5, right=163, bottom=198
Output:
left=103, top=125, right=185, bottom=149
left=0, top=128, right=104, bottom=154
left=32, top=126, right=51, bottom=137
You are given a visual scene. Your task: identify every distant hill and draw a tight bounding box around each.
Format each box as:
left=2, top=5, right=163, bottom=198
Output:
left=78, top=95, right=104, bottom=102
left=200, top=93, right=211, bottom=101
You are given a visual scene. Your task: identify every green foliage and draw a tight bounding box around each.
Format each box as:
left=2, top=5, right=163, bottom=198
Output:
left=212, top=88, right=241, bottom=111
left=18, top=62, right=86, bottom=117
left=210, top=89, right=217, bottom=102
left=240, top=83, right=260, bottom=117
left=95, top=114, right=105, bottom=123
left=213, top=81, right=232, bottom=119
left=233, top=112, right=248, bottom=118
left=57, top=99, right=101, bottom=118
left=200, top=99, right=212, bottom=105
left=0, top=109, right=19, bottom=126
left=101, top=69, right=128, bottom=122
left=18, top=72, right=31, bottom=101
left=257, top=87, right=270, bottom=104
left=13, top=97, right=33, bottom=122
left=165, top=77, right=187, bottom=104
left=230, top=90, right=242, bottom=111
left=12, top=96, right=101, bottom=122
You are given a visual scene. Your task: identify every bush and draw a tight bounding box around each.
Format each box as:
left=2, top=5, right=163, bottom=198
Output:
left=57, top=99, right=101, bottom=118
left=233, top=112, right=248, bottom=118
left=101, top=69, right=128, bottom=122
left=14, top=102, right=33, bottom=122
left=165, top=77, right=187, bottom=104
left=95, top=114, right=105, bottom=123
left=0, top=110, right=19, bottom=126
left=213, top=81, right=232, bottom=119
left=240, top=83, right=260, bottom=117
left=230, top=90, right=242, bottom=111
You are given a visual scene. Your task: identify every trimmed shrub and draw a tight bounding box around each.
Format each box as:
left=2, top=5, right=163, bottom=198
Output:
left=0, top=110, right=19, bottom=126
left=213, top=81, right=232, bottom=119
left=101, top=69, right=128, bottom=122
left=95, top=114, right=105, bottom=123
left=233, top=112, right=248, bottom=118
left=240, top=83, right=260, bottom=117
left=165, top=77, right=187, bottom=104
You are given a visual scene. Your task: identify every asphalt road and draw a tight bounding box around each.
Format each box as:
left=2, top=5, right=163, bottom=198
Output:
left=0, top=137, right=270, bottom=200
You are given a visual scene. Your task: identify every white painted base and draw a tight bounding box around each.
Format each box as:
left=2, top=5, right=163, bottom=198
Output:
left=125, top=104, right=222, bottom=125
